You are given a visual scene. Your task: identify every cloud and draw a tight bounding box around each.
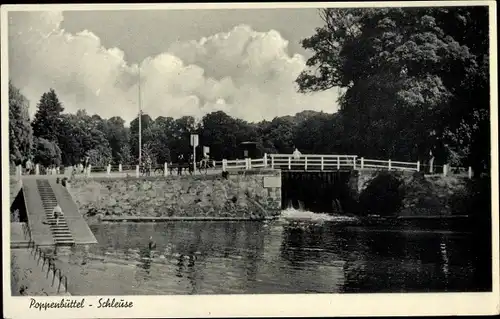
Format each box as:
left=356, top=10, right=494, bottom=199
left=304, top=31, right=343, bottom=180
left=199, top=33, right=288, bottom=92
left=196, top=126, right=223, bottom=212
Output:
left=8, top=11, right=339, bottom=123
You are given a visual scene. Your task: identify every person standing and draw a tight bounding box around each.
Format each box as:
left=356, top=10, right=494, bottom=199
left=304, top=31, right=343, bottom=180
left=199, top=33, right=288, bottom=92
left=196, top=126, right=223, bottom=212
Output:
left=177, top=154, right=184, bottom=176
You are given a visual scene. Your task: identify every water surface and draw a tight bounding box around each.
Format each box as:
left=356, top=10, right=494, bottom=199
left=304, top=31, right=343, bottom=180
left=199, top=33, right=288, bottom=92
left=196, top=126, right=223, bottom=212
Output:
left=52, top=213, right=490, bottom=295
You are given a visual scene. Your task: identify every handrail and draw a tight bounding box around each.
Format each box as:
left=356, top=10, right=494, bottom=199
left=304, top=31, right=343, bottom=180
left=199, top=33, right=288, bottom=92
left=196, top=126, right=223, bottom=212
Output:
left=26, top=239, right=70, bottom=294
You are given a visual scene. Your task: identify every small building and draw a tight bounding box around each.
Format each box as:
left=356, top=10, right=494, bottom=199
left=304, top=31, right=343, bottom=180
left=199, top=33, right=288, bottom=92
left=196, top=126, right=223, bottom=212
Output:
left=239, top=142, right=262, bottom=159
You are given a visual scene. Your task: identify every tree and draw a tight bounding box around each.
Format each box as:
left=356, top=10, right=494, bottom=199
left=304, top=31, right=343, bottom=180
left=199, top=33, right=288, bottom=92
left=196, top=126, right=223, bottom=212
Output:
left=129, top=113, right=154, bottom=162
left=149, top=116, right=174, bottom=164
left=33, top=137, right=61, bottom=167
left=32, top=89, right=64, bottom=142
left=104, top=116, right=130, bottom=164
left=118, top=144, right=133, bottom=165
left=57, top=110, right=113, bottom=166
left=297, top=7, right=489, bottom=170
left=9, top=82, right=33, bottom=164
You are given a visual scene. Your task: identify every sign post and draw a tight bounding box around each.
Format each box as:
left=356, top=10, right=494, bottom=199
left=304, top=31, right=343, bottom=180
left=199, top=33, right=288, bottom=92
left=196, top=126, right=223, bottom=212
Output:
left=190, top=134, right=199, bottom=174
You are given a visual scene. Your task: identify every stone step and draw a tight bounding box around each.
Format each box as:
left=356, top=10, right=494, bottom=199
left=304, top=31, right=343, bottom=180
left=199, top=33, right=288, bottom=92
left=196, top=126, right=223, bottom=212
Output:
left=53, top=234, right=73, bottom=239
left=53, top=234, right=73, bottom=238
left=51, top=230, right=71, bottom=234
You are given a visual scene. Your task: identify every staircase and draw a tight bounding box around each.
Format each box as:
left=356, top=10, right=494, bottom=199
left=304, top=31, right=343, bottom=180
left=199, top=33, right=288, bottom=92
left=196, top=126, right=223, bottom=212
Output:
left=36, top=180, right=75, bottom=246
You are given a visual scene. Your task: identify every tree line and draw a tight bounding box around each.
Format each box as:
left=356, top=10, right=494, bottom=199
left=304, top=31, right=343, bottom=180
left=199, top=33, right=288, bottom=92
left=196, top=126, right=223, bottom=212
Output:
left=9, top=7, right=490, bottom=176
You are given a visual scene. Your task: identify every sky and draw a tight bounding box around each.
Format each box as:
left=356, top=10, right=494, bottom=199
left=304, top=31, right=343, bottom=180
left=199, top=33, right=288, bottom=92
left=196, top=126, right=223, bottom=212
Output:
left=8, top=8, right=340, bottom=123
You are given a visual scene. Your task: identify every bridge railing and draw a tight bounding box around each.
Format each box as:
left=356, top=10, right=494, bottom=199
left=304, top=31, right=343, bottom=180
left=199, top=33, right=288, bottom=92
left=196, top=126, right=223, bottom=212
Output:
left=359, top=158, right=420, bottom=171
left=268, top=154, right=358, bottom=170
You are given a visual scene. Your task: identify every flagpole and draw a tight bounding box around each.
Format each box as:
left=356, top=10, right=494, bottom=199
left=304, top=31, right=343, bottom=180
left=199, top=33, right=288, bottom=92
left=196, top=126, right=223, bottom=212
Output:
left=138, top=65, right=142, bottom=168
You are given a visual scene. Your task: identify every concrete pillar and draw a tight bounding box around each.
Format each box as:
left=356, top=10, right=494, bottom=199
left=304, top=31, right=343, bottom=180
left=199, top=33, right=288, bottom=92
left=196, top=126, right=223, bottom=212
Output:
left=416, top=160, right=420, bottom=172
left=263, top=153, right=268, bottom=167
left=388, top=159, right=392, bottom=171
left=468, top=166, right=472, bottom=179
left=222, top=159, right=227, bottom=171
left=118, top=164, right=122, bottom=172
left=164, top=162, right=168, bottom=177
left=361, top=157, right=364, bottom=170
left=35, top=164, right=40, bottom=175
left=135, top=165, right=140, bottom=178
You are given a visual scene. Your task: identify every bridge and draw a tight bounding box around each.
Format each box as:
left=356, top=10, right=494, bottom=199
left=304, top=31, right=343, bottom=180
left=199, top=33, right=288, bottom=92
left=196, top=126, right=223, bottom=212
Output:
left=13, top=153, right=472, bottom=179
left=11, top=177, right=97, bottom=247
left=222, top=154, right=421, bottom=172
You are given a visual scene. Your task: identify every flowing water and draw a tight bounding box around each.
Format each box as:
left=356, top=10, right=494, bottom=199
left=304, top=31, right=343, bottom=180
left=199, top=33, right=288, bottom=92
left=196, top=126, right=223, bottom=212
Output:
left=51, top=209, right=490, bottom=295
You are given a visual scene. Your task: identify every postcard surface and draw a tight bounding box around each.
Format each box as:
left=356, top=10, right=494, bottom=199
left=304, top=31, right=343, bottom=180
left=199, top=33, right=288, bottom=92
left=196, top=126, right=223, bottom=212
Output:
left=2, top=1, right=499, bottom=318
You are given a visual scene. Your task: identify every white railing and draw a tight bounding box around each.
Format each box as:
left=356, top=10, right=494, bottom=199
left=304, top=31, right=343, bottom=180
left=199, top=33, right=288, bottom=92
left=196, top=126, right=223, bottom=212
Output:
left=12, top=154, right=474, bottom=179
left=268, top=154, right=358, bottom=170
left=358, top=158, right=419, bottom=171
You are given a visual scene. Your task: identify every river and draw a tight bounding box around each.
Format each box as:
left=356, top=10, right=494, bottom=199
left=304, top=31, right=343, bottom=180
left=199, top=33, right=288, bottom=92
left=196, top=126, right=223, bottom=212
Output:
left=52, top=210, right=490, bottom=295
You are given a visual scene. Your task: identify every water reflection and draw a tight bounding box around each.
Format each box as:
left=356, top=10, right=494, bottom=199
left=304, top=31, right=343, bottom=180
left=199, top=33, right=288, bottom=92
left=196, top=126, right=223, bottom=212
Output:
left=51, top=220, right=491, bottom=295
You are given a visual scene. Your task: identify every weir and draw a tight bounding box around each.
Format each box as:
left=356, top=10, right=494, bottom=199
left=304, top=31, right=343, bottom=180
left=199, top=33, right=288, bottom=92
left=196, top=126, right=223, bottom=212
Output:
left=281, top=170, right=355, bottom=214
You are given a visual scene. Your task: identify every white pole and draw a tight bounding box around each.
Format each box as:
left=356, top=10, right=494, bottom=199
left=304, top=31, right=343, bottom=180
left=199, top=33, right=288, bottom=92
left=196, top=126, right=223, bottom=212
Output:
left=138, top=65, right=142, bottom=169
left=353, top=156, right=357, bottom=169
left=288, top=157, right=291, bottom=170
left=136, top=165, right=140, bottom=178
left=361, top=157, right=364, bottom=169
left=271, top=156, right=275, bottom=169
left=87, top=165, right=92, bottom=177
left=468, top=166, right=472, bottom=179
left=304, top=156, right=308, bottom=171
left=118, top=164, right=122, bottom=172
left=388, top=159, right=392, bottom=171
left=106, top=164, right=111, bottom=176
left=417, top=160, right=420, bottom=172
left=164, top=162, right=168, bottom=177
left=321, top=157, right=324, bottom=171
left=35, top=164, right=40, bottom=175
left=263, top=153, right=268, bottom=167
left=337, top=156, right=340, bottom=170
left=222, top=159, right=227, bottom=171
left=443, top=164, right=448, bottom=177
left=193, top=145, right=196, bottom=175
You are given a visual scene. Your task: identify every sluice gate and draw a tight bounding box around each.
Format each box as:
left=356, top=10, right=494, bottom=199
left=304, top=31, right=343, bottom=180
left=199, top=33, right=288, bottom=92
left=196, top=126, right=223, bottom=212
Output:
left=281, top=170, right=355, bottom=214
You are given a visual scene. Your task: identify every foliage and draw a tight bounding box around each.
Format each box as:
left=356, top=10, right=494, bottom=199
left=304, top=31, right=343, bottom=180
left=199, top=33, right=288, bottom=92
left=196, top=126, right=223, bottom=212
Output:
left=359, top=172, right=405, bottom=216
left=32, top=89, right=64, bottom=142
left=86, top=147, right=112, bottom=167
left=9, top=82, right=33, bottom=165
left=297, top=7, right=489, bottom=172
left=33, top=137, right=61, bottom=167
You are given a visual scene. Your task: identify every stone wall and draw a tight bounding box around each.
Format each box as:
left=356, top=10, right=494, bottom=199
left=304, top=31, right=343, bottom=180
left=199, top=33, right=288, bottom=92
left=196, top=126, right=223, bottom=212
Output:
left=68, top=170, right=281, bottom=221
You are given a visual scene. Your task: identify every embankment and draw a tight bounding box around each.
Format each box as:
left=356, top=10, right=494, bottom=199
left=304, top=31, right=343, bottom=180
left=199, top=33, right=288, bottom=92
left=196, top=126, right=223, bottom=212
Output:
left=357, top=170, right=484, bottom=217
left=11, top=249, right=70, bottom=296
left=67, top=170, right=282, bottom=223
